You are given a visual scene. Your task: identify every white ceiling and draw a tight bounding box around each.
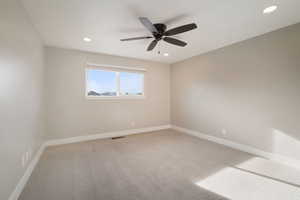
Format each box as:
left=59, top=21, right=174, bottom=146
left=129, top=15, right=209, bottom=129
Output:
left=21, top=0, right=300, bottom=63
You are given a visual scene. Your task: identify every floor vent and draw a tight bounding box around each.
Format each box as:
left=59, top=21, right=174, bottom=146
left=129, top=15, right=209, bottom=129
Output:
left=111, top=136, right=126, bottom=140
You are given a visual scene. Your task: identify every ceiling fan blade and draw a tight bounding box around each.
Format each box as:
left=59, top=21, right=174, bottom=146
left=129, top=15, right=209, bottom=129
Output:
left=120, top=36, right=153, bottom=41
left=164, top=23, right=197, bottom=36
left=147, top=40, right=158, bottom=51
left=163, top=37, right=187, bottom=47
left=139, top=17, right=158, bottom=33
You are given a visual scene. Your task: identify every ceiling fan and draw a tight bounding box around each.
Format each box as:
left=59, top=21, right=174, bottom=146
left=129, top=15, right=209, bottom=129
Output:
left=120, top=17, right=197, bottom=51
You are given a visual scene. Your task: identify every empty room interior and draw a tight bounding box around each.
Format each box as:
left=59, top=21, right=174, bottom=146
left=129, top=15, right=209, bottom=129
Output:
left=2, top=0, right=300, bottom=199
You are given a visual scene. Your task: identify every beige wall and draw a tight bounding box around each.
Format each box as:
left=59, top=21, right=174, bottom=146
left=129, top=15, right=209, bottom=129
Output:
left=171, top=23, right=300, bottom=161
left=45, top=47, right=170, bottom=139
left=0, top=0, right=45, bottom=199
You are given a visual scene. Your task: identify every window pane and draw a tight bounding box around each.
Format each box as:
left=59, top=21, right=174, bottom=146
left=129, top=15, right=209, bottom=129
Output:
left=86, top=69, right=117, bottom=96
left=120, top=72, right=144, bottom=96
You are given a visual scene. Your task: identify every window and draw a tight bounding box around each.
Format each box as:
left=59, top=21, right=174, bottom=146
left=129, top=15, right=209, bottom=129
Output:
left=120, top=72, right=144, bottom=96
left=86, top=66, right=145, bottom=98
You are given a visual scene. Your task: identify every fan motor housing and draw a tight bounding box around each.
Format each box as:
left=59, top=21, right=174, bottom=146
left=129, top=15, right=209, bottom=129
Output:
left=153, top=23, right=167, bottom=40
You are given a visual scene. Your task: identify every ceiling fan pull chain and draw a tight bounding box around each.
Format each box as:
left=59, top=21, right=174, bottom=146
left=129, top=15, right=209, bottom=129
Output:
left=158, top=42, right=161, bottom=54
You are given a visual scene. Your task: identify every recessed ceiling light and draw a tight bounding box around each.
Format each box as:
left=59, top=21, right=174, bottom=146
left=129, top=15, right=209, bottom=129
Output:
left=263, top=5, right=277, bottom=14
left=83, top=37, right=92, bottom=42
left=163, top=53, right=169, bottom=57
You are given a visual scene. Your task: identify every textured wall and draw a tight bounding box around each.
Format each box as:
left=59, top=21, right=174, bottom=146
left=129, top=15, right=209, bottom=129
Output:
left=45, top=47, right=170, bottom=139
left=171, top=23, right=300, bottom=161
left=0, top=0, right=45, bottom=199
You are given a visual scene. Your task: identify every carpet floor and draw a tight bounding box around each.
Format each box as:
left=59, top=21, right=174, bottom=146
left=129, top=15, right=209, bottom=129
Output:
left=19, top=129, right=300, bottom=200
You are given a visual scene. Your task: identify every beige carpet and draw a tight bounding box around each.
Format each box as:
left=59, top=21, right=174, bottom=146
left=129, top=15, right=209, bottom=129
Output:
left=19, top=129, right=300, bottom=200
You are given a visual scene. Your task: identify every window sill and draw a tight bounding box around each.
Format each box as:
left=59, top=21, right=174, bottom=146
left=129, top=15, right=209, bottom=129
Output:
left=86, top=95, right=146, bottom=100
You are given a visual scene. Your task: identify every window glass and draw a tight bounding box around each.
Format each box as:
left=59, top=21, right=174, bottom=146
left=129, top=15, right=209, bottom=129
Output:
left=120, top=72, right=144, bottom=96
left=86, top=69, right=117, bottom=96
left=86, top=68, right=144, bottom=98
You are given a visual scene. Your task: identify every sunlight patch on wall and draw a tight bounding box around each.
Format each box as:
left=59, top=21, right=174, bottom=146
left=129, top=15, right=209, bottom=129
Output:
left=272, top=129, right=300, bottom=161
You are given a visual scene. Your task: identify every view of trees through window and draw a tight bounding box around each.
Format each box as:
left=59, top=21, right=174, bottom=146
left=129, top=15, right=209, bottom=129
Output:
left=86, top=68, right=144, bottom=97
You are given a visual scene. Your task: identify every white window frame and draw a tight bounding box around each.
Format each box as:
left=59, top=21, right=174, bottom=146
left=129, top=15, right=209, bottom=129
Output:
left=85, top=64, right=146, bottom=100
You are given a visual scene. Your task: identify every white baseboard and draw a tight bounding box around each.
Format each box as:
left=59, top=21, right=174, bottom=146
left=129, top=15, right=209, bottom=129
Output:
left=172, top=125, right=300, bottom=169
left=8, top=143, right=46, bottom=200
left=8, top=124, right=171, bottom=200
left=45, top=125, right=171, bottom=146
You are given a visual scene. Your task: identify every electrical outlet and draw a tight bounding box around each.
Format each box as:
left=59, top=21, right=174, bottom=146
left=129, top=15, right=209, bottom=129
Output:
left=221, top=129, right=227, bottom=136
